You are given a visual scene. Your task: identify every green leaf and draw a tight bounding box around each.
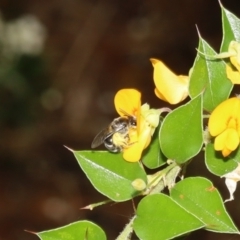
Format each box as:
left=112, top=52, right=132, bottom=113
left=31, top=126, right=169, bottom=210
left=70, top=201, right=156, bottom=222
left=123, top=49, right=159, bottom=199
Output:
left=73, top=150, right=147, bottom=201
left=205, top=143, right=240, bottom=176
left=221, top=2, right=240, bottom=51
left=142, top=125, right=167, bottom=169
left=189, top=36, right=232, bottom=112
left=159, top=94, right=203, bottom=164
left=170, top=177, right=239, bottom=234
left=37, top=220, right=106, bottom=240
left=133, top=194, right=204, bottom=240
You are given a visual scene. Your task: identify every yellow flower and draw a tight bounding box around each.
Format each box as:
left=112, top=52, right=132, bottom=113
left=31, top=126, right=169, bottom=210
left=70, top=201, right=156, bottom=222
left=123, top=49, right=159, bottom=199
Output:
left=114, top=89, right=162, bottom=162
left=227, top=41, right=240, bottom=71
left=226, top=64, right=240, bottom=84
left=208, top=97, right=240, bottom=157
left=212, top=41, right=240, bottom=84
left=223, top=41, right=240, bottom=84
left=114, top=88, right=141, bottom=132
left=150, top=58, right=189, bottom=104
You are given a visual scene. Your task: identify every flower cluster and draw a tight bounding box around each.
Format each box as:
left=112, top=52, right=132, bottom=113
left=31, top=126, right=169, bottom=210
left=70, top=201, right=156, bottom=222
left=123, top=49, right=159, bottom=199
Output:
left=114, top=89, right=161, bottom=162
left=95, top=41, right=240, bottom=162
left=111, top=59, right=189, bottom=162
left=208, top=97, right=240, bottom=157
left=223, top=41, right=240, bottom=84
left=206, top=41, right=240, bottom=157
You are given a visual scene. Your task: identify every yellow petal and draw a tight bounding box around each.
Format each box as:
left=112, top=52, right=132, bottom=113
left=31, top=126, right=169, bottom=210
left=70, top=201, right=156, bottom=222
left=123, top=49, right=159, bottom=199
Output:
left=114, top=89, right=141, bottom=117
left=228, top=41, right=240, bottom=72
left=114, top=88, right=142, bottom=135
left=228, top=117, right=237, bottom=129
left=208, top=97, right=240, bottom=136
left=154, top=88, right=168, bottom=102
left=230, top=56, right=240, bottom=72
left=123, top=140, right=144, bottom=162
left=226, top=64, right=240, bottom=84
left=214, top=128, right=239, bottom=157
left=214, top=132, right=226, bottom=151
left=222, top=148, right=232, bottom=157
left=225, top=129, right=239, bottom=151
left=150, top=58, right=189, bottom=104
left=123, top=122, right=152, bottom=162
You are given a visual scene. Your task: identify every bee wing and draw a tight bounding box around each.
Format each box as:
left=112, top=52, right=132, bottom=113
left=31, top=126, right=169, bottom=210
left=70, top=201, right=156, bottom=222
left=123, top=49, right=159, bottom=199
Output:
left=91, top=128, right=114, bottom=148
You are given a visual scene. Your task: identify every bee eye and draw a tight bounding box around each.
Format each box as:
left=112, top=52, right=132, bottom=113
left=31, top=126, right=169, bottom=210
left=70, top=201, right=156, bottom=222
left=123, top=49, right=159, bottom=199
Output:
left=130, top=118, right=137, bottom=127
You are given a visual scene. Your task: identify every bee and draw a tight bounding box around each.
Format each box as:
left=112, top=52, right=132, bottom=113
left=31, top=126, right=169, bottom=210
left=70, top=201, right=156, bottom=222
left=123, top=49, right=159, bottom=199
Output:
left=91, top=114, right=137, bottom=152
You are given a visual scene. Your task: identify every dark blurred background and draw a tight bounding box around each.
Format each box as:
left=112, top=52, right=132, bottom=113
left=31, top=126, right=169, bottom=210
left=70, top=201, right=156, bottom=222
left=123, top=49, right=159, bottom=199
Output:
left=1, top=0, right=240, bottom=239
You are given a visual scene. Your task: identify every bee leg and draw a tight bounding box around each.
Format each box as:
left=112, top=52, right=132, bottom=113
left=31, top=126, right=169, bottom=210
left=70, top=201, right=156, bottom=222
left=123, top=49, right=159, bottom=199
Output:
left=126, top=141, right=137, bottom=147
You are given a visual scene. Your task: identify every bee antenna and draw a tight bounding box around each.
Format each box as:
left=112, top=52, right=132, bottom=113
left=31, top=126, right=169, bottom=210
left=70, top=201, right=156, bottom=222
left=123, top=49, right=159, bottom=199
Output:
left=119, top=108, right=131, bottom=117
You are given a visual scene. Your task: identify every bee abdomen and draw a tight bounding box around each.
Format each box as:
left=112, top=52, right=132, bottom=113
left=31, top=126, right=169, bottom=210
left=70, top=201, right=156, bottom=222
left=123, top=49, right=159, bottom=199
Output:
left=104, top=136, right=122, bottom=152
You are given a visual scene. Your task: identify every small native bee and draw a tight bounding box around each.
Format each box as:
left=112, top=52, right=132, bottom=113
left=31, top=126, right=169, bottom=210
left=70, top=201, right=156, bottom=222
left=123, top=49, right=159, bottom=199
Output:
left=91, top=114, right=137, bottom=152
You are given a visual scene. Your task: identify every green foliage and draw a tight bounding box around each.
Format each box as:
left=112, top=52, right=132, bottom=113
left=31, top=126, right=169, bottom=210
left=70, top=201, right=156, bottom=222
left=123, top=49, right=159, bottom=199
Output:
left=142, top=125, right=167, bottom=169
left=159, top=94, right=203, bottom=163
left=189, top=37, right=232, bottom=112
left=73, top=150, right=147, bottom=201
left=220, top=2, right=240, bottom=51
left=36, top=221, right=106, bottom=240
left=205, top=143, right=240, bottom=176
left=134, top=193, right=203, bottom=240
left=134, top=177, right=239, bottom=240
left=35, top=2, right=240, bottom=240
left=170, top=177, right=238, bottom=233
